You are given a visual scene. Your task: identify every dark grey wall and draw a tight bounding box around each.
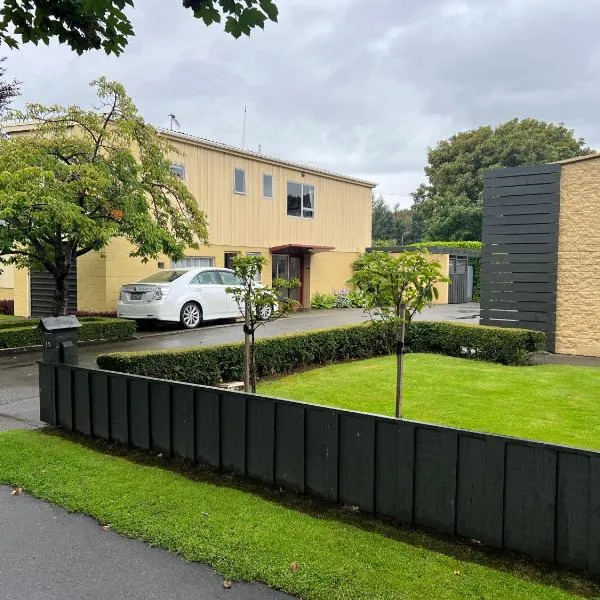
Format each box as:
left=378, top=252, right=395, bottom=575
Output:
left=30, top=263, right=77, bottom=317
left=480, top=164, right=560, bottom=351
left=40, top=362, right=600, bottom=574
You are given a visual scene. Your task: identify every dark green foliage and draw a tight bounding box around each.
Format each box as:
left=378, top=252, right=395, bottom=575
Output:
left=470, top=257, right=481, bottom=302
left=0, top=317, right=136, bottom=348
left=98, top=321, right=545, bottom=384
left=405, top=322, right=544, bottom=365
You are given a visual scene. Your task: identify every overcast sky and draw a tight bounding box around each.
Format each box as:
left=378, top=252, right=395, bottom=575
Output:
left=4, top=0, right=600, bottom=208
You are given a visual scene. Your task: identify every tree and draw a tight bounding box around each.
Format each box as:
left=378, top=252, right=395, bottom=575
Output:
left=371, top=194, right=396, bottom=242
left=0, top=57, right=19, bottom=118
left=0, top=0, right=279, bottom=55
left=352, top=251, right=449, bottom=418
left=0, top=77, right=208, bottom=316
left=226, top=255, right=299, bottom=393
left=412, top=118, right=593, bottom=241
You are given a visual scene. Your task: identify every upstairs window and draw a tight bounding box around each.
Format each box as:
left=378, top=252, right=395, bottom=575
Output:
left=287, top=182, right=314, bottom=218
left=170, top=163, right=186, bottom=179
left=263, top=174, right=273, bottom=199
left=234, top=168, right=246, bottom=194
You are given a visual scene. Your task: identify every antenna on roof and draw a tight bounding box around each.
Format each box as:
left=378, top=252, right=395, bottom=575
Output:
left=168, top=114, right=181, bottom=131
left=241, top=105, right=247, bottom=149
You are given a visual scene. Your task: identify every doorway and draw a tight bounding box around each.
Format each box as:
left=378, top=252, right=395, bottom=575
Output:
left=272, top=254, right=302, bottom=303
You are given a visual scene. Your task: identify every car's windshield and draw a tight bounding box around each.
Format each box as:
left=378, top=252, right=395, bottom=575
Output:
left=138, top=270, right=187, bottom=284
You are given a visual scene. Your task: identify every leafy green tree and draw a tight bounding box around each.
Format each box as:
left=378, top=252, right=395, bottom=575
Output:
left=352, top=251, right=448, bottom=418
left=226, top=255, right=299, bottom=393
left=413, top=118, right=593, bottom=241
left=371, top=194, right=396, bottom=242
left=0, top=0, right=279, bottom=55
left=0, top=77, right=208, bottom=316
left=0, top=57, right=19, bottom=117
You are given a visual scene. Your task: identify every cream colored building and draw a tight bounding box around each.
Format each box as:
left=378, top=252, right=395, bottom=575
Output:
left=7, top=128, right=375, bottom=317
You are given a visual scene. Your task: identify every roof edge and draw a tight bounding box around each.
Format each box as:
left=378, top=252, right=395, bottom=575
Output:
left=553, top=153, right=600, bottom=166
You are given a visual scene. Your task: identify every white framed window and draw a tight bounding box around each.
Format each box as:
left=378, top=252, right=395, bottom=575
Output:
left=263, top=174, right=273, bottom=199
left=234, top=168, right=246, bottom=194
left=287, top=181, right=314, bottom=218
left=246, top=252, right=262, bottom=282
left=170, top=163, right=186, bottom=179
left=171, top=256, right=215, bottom=269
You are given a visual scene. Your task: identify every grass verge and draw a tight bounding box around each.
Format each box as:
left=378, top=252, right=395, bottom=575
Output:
left=259, top=354, right=600, bottom=450
left=0, top=429, right=598, bottom=600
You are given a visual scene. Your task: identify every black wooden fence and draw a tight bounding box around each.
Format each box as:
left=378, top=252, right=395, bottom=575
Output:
left=40, top=361, right=600, bottom=574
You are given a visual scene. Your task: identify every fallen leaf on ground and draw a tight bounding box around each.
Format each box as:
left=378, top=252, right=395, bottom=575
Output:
left=101, top=524, right=111, bottom=531
left=290, top=562, right=300, bottom=574
left=10, top=487, right=23, bottom=496
left=454, top=569, right=461, bottom=576
left=223, top=580, right=232, bottom=589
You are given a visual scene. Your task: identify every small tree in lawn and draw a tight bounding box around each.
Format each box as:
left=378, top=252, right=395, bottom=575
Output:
left=226, top=255, right=300, bottom=393
left=351, top=251, right=449, bottom=418
left=0, top=77, right=208, bottom=316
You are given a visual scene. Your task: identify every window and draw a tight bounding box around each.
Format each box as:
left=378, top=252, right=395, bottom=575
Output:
left=219, top=270, right=243, bottom=286
left=287, top=182, right=314, bottom=218
left=171, top=257, right=214, bottom=269
left=224, top=252, right=239, bottom=270
left=169, top=163, right=186, bottom=179
left=234, top=168, right=246, bottom=194
left=263, top=174, right=273, bottom=199
left=191, top=270, right=221, bottom=285
left=246, top=252, right=262, bottom=282
left=139, top=270, right=187, bottom=283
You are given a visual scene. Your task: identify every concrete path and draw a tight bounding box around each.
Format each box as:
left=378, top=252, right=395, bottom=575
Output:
left=0, top=486, right=291, bottom=600
left=0, top=304, right=479, bottom=431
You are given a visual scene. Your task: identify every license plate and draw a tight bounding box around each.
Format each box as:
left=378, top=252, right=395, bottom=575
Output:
left=130, top=292, right=143, bottom=300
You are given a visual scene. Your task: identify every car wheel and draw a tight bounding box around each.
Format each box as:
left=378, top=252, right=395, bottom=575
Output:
left=258, top=303, right=274, bottom=320
left=180, top=302, right=202, bottom=329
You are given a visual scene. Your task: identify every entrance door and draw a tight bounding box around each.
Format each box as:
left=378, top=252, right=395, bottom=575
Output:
left=272, top=254, right=302, bottom=303
left=449, top=255, right=469, bottom=304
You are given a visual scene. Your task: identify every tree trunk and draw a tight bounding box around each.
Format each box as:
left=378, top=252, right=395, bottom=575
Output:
left=395, top=305, right=406, bottom=419
left=250, top=329, right=257, bottom=393
left=244, top=303, right=251, bottom=392
left=52, top=271, right=68, bottom=317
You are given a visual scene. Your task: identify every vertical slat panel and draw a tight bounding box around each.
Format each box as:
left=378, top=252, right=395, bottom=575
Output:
left=414, top=428, right=458, bottom=534
left=129, top=379, right=150, bottom=450
left=150, top=382, right=171, bottom=455
left=220, top=393, right=246, bottom=475
left=73, top=370, right=91, bottom=435
left=339, top=414, right=375, bottom=512
left=247, top=398, right=275, bottom=483
left=588, top=456, right=600, bottom=574
left=56, top=367, right=73, bottom=431
left=556, top=452, right=590, bottom=569
left=504, top=444, right=557, bottom=561
left=171, top=385, right=195, bottom=460
left=90, top=371, right=109, bottom=440
left=274, top=403, right=305, bottom=492
left=375, top=420, right=415, bottom=522
left=109, top=375, right=128, bottom=444
left=305, top=407, right=339, bottom=501
left=195, top=389, right=220, bottom=467
left=39, top=363, right=55, bottom=424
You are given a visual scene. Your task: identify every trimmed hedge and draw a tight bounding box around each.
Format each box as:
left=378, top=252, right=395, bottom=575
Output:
left=0, top=317, right=137, bottom=349
left=97, top=321, right=546, bottom=386
left=408, top=241, right=482, bottom=251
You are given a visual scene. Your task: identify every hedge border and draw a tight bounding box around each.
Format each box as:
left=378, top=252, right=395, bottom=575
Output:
left=0, top=318, right=137, bottom=349
left=97, top=321, right=546, bottom=386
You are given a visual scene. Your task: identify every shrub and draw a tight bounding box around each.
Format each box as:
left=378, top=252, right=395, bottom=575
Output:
left=98, top=321, right=546, bottom=385
left=333, top=289, right=353, bottom=308
left=311, top=292, right=336, bottom=309
left=0, top=299, right=14, bottom=315
left=408, top=241, right=482, bottom=251
left=348, top=290, right=368, bottom=308
left=0, top=317, right=136, bottom=349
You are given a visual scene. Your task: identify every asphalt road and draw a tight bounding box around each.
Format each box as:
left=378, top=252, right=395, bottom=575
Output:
left=0, top=304, right=479, bottom=431
left=0, top=486, right=291, bottom=600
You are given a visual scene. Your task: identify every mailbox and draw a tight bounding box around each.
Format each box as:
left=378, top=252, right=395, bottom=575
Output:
left=38, top=316, right=82, bottom=364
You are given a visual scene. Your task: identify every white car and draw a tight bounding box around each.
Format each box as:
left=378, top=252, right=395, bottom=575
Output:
left=117, top=268, right=277, bottom=329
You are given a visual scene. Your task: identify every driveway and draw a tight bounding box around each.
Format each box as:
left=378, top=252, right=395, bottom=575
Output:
left=0, top=303, right=479, bottom=431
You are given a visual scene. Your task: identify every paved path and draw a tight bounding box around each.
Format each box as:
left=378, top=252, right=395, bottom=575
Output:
left=0, top=304, right=479, bottom=431
left=0, top=486, right=291, bottom=600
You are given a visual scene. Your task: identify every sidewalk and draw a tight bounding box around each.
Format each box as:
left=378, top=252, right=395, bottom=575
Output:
left=0, top=485, right=291, bottom=600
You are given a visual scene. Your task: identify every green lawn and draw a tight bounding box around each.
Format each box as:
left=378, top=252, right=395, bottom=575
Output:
left=259, top=354, right=600, bottom=451
left=0, top=429, right=596, bottom=600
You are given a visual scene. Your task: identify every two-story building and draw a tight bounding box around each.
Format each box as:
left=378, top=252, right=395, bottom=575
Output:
left=7, top=128, right=376, bottom=317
